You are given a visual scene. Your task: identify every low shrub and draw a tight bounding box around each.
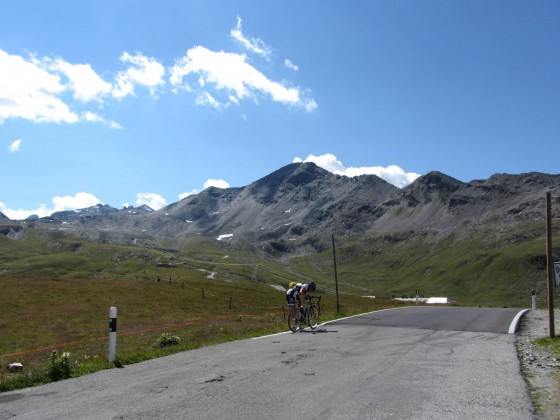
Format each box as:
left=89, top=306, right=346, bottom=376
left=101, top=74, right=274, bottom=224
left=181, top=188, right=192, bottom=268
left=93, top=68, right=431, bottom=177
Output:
left=46, top=351, right=72, bottom=381
left=154, top=333, right=181, bottom=348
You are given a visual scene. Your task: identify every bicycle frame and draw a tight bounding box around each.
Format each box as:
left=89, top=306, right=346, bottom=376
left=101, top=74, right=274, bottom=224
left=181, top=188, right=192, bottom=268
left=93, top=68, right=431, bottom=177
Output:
left=288, top=295, right=321, bottom=332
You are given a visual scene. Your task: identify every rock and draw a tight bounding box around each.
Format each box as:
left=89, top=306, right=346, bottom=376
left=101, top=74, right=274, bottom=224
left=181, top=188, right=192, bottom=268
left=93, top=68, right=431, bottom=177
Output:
left=7, top=362, right=23, bottom=372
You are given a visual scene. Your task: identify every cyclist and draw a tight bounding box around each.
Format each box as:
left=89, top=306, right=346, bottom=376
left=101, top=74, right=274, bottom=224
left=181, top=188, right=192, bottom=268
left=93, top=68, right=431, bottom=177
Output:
left=286, top=281, right=316, bottom=306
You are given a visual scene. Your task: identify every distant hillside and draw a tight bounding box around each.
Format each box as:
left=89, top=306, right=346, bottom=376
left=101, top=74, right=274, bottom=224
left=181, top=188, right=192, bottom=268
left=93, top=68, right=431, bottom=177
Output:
left=1, top=162, right=559, bottom=306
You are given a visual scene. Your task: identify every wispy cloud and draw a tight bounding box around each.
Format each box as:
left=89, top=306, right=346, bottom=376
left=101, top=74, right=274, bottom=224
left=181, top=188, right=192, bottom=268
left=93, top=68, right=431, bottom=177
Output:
left=293, top=153, right=421, bottom=188
left=230, top=16, right=272, bottom=60
left=8, top=139, right=21, bottom=152
left=195, top=91, right=225, bottom=110
left=82, top=111, right=123, bottom=129
left=284, top=59, right=299, bottom=71
left=112, top=52, right=166, bottom=98
left=170, top=46, right=316, bottom=111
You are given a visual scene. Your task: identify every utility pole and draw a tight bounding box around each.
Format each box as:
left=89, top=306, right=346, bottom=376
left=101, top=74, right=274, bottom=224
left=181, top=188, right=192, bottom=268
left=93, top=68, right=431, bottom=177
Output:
left=546, top=192, right=555, bottom=338
left=332, top=234, right=340, bottom=314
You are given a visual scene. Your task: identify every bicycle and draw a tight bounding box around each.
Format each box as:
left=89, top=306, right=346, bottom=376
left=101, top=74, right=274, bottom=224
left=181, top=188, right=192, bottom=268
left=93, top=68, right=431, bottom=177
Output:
left=288, top=295, right=321, bottom=332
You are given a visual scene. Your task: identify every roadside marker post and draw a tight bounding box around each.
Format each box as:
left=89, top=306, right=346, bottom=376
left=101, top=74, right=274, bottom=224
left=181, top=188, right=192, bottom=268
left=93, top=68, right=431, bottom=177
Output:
left=531, top=289, right=536, bottom=311
left=109, top=307, right=117, bottom=363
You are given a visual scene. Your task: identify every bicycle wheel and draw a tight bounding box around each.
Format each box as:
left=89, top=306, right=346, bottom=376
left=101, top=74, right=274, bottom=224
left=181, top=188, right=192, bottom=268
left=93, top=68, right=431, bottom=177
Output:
left=307, top=305, right=319, bottom=329
left=288, top=306, right=300, bottom=332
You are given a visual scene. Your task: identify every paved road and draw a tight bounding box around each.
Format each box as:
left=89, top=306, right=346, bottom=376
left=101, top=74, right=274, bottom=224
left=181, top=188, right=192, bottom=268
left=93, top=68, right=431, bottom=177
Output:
left=333, top=306, right=527, bottom=333
left=0, top=307, right=534, bottom=419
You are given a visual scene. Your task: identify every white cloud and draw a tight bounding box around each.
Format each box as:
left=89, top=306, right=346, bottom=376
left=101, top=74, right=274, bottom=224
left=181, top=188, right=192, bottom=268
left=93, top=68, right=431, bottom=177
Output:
left=230, top=16, right=272, bottom=60
left=0, top=48, right=171, bottom=128
left=170, top=46, right=316, bottom=111
left=0, top=203, right=51, bottom=220
left=178, top=190, right=198, bottom=200
left=0, top=49, right=131, bottom=127
left=204, top=179, right=230, bottom=189
left=195, top=91, right=225, bottom=110
left=112, top=52, right=166, bottom=98
left=108, top=120, right=123, bottom=130
left=179, top=178, right=230, bottom=199
left=0, top=49, right=79, bottom=124
left=8, top=139, right=21, bottom=152
left=0, top=192, right=102, bottom=220
left=52, top=192, right=101, bottom=211
left=52, top=59, right=112, bottom=102
left=1, top=16, right=314, bottom=128
left=293, top=153, right=421, bottom=188
left=293, top=153, right=345, bottom=173
left=82, top=111, right=123, bottom=129
left=136, top=192, right=167, bottom=210
left=284, top=59, right=299, bottom=71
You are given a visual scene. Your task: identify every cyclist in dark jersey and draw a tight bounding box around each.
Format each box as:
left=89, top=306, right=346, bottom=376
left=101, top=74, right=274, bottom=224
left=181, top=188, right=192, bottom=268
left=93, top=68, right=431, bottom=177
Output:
left=286, top=281, right=316, bottom=306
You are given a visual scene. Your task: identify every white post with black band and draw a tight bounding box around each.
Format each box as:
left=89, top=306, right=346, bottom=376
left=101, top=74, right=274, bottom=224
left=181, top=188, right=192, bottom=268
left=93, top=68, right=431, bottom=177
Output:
left=108, top=306, right=117, bottom=363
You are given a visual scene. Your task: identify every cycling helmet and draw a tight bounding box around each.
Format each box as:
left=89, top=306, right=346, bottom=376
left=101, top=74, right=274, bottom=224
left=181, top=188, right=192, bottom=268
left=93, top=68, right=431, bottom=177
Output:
left=308, top=281, right=316, bottom=292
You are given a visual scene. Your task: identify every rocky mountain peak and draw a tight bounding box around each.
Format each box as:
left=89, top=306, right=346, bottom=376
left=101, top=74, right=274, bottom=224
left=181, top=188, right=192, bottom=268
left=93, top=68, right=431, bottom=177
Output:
left=411, top=171, right=463, bottom=192
left=396, top=171, right=464, bottom=208
left=245, top=162, right=329, bottom=204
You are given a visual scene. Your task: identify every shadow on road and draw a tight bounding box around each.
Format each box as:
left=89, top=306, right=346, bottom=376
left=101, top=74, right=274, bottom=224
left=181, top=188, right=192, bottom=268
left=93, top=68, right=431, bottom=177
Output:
left=295, top=328, right=336, bottom=334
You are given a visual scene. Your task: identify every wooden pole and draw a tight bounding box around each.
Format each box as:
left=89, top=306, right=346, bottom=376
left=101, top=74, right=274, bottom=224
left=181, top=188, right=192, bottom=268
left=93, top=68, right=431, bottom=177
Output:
left=546, top=192, right=555, bottom=338
left=332, top=234, right=340, bottom=314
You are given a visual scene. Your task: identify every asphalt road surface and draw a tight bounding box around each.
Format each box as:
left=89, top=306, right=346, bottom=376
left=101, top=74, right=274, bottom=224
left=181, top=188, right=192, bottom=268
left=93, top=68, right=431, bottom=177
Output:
left=0, top=306, right=535, bottom=419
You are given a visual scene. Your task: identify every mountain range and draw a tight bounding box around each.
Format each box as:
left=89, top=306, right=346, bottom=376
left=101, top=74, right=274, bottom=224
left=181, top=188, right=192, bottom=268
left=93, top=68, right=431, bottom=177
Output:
left=9, top=162, right=559, bottom=244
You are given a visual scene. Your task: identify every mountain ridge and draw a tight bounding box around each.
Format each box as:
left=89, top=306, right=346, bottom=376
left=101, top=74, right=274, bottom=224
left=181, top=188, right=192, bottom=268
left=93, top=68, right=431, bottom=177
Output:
left=2, top=163, right=559, bottom=250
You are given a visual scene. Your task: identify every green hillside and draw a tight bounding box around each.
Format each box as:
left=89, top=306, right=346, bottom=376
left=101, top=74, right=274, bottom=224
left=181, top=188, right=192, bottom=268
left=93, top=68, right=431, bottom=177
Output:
left=286, top=228, right=558, bottom=308
left=2, top=222, right=557, bottom=308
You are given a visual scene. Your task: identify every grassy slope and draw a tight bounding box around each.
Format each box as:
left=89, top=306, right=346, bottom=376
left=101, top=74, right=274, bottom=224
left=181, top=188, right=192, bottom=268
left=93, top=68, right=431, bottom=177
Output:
left=0, top=230, right=400, bottom=391
left=3, top=224, right=556, bottom=306
left=287, top=230, right=559, bottom=308
left=1, top=222, right=558, bottom=391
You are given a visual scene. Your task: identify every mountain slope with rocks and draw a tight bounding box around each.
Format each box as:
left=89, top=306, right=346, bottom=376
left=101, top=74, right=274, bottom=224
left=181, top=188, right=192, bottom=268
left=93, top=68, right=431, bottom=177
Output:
left=147, top=162, right=398, bottom=242
left=3, top=163, right=559, bottom=248
left=371, top=171, right=560, bottom=236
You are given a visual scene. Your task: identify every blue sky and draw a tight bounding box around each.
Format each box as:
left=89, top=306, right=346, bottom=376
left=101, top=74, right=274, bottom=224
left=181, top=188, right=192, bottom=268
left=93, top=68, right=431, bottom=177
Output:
left=1, top=1, right=559, bottom=219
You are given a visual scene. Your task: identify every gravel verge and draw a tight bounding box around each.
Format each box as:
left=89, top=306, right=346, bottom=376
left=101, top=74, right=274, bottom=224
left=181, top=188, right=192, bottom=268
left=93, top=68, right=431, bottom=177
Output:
left=516, top=309, right=560, bottom=419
